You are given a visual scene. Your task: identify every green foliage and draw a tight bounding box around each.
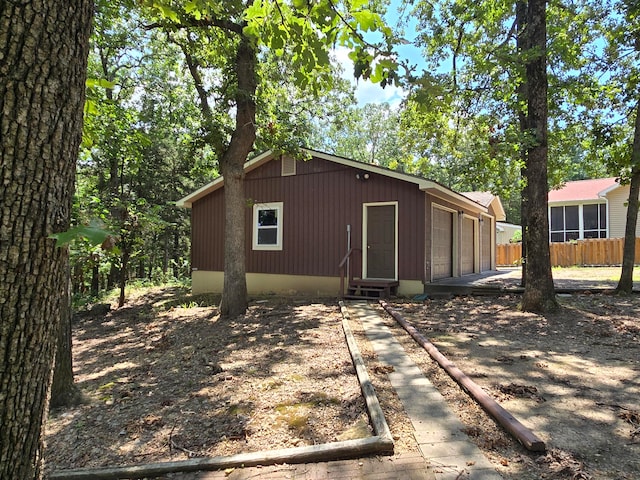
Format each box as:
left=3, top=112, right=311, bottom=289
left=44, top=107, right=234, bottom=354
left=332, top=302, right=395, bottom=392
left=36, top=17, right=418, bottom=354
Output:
left=73, top=0, right=401, bottom=304
left=70, top=1, right=207, bottom=299
left=579, top=0, right=640, bottom=182
left=255, top=47, right=357, bottom=155
left=49, top=220, right=114, bottom=248
left=385, top=0, right=621, bottom=223
left=311, top=102, right=404, bottom=167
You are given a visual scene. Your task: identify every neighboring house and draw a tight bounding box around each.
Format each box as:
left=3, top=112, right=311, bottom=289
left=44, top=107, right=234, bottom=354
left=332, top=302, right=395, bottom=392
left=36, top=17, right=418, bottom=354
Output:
left=548, top=177, right=640, bottom=242
left=177, top=149, right=503, bottom=296
left=496, top=222, right=522, bottom=244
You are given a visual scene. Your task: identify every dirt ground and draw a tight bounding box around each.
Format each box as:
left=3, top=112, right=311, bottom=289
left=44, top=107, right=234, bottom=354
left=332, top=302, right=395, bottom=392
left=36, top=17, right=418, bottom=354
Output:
left=44, top=288, right=415, bottom=476
left=45, top=268, right=640, bottom=479
left=383, top=293, right=640, bottom=479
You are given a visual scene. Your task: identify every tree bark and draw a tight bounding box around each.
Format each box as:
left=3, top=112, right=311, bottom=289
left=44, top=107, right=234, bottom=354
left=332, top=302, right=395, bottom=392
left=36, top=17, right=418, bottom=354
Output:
left=219, top=37, right=258, bottom=317
left=519, top=0, right=558, bottom=312
left=616, top=100, right=640, bottom=294
left=0, top=1, right=93, bottom=478
left=50, top=277, right=83, bottom=409
left=91, top=259, right=100, bottom=296
left=516, top=0, right=528, bottom=289
left=119, top=243, right=130, bottom=308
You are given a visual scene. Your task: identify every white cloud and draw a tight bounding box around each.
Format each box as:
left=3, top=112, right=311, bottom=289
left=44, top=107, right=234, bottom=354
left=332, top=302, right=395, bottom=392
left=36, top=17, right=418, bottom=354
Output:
left=332, top=47, right=406, bottom=108
left=353, top=78, right=404, bottom=107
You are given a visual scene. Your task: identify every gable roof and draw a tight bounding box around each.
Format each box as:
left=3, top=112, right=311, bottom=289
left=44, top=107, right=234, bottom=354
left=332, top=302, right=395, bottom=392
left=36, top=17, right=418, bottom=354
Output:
left=548, top=177, right=619, bottom=204
left=462, top=191, right=507, bottom=221
left=177, top=148, right=488, bottom=213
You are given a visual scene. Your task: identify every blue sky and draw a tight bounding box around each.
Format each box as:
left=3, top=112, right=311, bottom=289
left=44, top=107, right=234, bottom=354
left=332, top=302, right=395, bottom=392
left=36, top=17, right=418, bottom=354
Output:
left=334, top=1, right=426, bottom=106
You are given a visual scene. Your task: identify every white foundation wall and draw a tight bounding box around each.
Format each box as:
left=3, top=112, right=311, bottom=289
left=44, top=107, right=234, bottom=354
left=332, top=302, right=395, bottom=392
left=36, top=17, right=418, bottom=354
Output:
left=191, top=271, right=424, bottom=297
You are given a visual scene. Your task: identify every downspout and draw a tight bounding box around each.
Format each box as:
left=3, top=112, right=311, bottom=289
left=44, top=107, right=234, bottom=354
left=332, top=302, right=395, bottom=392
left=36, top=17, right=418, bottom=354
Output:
left=346, top=224, right=351, bottom=280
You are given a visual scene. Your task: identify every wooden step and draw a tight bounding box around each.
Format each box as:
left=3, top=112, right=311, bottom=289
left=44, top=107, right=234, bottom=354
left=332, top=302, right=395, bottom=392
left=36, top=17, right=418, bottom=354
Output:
left=350, top=279, right=399, bottom=288
left=346, top=279, right=399, bottom=299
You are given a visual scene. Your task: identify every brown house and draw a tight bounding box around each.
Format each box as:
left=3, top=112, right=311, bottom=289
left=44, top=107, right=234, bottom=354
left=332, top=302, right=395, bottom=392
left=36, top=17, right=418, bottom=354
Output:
left=177, top=149, right=503, bottom=296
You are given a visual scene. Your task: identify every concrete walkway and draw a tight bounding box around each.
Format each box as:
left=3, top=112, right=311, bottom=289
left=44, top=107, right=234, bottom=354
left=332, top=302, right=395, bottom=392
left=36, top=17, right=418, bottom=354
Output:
left=184, top=301, right=503, bottom=480
left=348, top=301, right=503, bottom=480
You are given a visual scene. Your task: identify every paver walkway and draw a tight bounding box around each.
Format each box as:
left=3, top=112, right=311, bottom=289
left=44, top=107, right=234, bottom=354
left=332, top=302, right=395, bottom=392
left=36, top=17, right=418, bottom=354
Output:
left=348, top=302, right=503, bottom=480
left=186, top=301, right=503, bottom=480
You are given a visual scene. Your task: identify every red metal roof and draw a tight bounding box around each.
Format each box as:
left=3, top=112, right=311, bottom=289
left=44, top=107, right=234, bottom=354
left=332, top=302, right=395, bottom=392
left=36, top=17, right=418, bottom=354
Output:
left=548, top=177, right=618, bottom=203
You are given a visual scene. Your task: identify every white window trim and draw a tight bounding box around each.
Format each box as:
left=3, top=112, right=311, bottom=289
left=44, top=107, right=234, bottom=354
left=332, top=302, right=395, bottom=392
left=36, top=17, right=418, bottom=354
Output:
left=252, top=202, right=283, bottom=251
left=548, top=202, right=608, bottom=242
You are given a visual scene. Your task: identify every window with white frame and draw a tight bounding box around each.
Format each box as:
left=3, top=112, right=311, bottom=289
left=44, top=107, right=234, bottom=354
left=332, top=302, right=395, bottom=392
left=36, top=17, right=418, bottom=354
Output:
left=549, top=203, right=607, bottom=242
left=583, top=204, right=607, bottom=239
left=253, top=202, right=283, bottom=250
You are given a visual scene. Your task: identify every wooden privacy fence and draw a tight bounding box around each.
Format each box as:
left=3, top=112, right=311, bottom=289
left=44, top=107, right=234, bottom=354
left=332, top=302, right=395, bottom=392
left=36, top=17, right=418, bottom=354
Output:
left=496, top=238, right=640, bottom=267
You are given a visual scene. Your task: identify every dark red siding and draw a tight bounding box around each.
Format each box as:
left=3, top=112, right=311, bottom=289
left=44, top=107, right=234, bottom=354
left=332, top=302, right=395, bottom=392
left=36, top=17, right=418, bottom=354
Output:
left=191, top=156, right=426, bottom=281
left=191, top=187, right=225, bottom=271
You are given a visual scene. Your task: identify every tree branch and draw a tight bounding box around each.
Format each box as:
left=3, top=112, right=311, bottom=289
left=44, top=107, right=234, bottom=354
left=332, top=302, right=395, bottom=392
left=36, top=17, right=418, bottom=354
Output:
left=145, top=16, right=243, bottom=35
left=326, top=0, right=386, bottom=53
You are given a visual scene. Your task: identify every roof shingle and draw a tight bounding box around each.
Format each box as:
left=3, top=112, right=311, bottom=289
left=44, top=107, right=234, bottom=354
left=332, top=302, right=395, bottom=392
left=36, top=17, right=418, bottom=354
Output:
left=548, top=178, right=618, bottom=203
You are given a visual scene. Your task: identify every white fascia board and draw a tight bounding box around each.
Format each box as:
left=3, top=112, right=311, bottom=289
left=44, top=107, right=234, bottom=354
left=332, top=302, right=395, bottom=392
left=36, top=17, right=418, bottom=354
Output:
left=306, top=149, right=486, bottom=211
left=177, top=147, right=486, bottom=214
left=490, top=197, right=507, bottom=221
left=548, top=199, right=606, bottom=207
left=598, top=182, right=621, bottom=197
left=421, top=182, right=488, bottom=213
left=306, top=149, right=425, bottom=186
left=176, top=176, right=224, bottom=208
left=176, top=150, right=275, bottom=208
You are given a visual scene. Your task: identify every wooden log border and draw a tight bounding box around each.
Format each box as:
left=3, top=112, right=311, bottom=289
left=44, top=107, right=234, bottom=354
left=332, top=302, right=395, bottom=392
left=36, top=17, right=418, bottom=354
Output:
left=338, top=301, right=393, bottom=442
left=379, top=299, right=546, bottom=452
left=49, top=303, right=394, bottom=480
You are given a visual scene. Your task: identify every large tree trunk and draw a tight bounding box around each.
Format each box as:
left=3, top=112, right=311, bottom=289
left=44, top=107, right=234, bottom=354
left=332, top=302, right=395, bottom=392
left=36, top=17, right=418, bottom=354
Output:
left=516, top=0, right=528, bottom=289
left=0, top=1, right=93, bottom=478
left=616, top=101, right=640, bottom=294
left=519, top=0, right=558, bottom=312
left=218, top=37, right=258, bottom=318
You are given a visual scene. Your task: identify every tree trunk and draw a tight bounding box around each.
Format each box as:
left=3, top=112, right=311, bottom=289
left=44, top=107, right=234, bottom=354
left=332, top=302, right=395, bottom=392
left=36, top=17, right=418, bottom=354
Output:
left=50, top=277, right=83, bottom=409
left=173, top=230, right=180, bottom=279
left=0, top=1, right=93, bottom=478
left=519, top=0, right=558, bottom=312
left=107, top=263, right=118, bottom=290
left=119, top=247, right=130, bottom=308
left=91, top=260, right=100, bottom=297
left=616, top=101, right=640, bottom=294
left=218, top=37, right=258, bottom=318
left=516, top=0, right=528, bottom=289
left=163, top=232, right=170, bottom=275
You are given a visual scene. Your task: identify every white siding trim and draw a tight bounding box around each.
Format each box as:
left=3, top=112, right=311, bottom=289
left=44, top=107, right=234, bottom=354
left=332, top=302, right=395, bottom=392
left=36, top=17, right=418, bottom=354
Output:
left=362, top=201, right=398, bottom=281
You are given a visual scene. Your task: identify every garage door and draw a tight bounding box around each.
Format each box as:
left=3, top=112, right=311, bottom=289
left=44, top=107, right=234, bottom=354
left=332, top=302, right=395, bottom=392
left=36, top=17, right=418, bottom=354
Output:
left=480, top=218, right=491, bottom=272
left=432, top=208, right=453, bottom=280
left=461, top=216, right=475, bottom=275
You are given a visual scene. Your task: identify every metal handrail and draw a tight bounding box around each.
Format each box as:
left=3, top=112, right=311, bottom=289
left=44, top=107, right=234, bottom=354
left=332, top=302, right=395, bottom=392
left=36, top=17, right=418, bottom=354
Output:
left=339, top=247, right=361, bottom=298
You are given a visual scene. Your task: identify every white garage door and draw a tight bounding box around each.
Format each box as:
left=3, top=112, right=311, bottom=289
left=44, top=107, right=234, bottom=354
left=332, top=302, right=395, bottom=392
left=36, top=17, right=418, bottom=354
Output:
left=461, top=216, right=475, bottom=275
left=481, top=218, right=492, bottom=272
left=432, top=208, right=453, bottom=280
